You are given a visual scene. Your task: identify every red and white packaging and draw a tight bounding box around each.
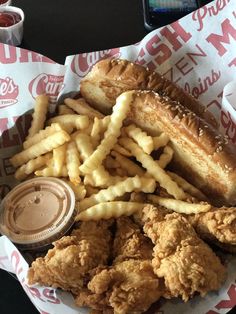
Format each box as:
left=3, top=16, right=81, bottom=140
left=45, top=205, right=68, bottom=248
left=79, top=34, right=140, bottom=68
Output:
left=1, top=1, right=236, bottom=313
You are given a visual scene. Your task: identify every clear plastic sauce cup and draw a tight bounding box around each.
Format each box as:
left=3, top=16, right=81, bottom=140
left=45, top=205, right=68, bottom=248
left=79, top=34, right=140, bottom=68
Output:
left=0, top=177, right=76, bottom=250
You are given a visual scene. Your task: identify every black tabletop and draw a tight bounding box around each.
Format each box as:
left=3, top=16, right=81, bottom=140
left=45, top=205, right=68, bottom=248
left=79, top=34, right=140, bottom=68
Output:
left=0, top=1, right=234, bottom=314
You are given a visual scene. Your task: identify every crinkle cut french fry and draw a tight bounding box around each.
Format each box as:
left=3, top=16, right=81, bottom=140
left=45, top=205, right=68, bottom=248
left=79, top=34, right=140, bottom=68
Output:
left=83, top=167, right=110, bottom=187
left=167, top=171, right=208, bottom=201
left=23, top=123, right=63, bottom=149
left=26, top=94, right=49, bottom=139
left=10, top=130, right=70, bottom=168
left=79, top=91, right=134, bottom=174
left=147, top=195, right=211, bottom=214
left=119, top=137, right=186, bottom=200
left=113, top=143, right=132, bottom=157
left=101, top=175, right=127, bottom=187
left=79, top=175, right=155, bottom=211
left=66, top=141, right=81, bottom=185
left=82, top=122, right=93, bottom=137
left=125, top=124, right=154, bottom=154
left=90, top=117, right=101, bottom=146
left=74, top=133, right=93, bottom=161
left=153, top=133, right=170, bottom=150
left=58, top=104, right=75, bottom=115
left=64, top=98, right=104, bottom=119
left=75, top=132, right=110, bottom=185
left=15, top=153, right=52, bottom=181
left=35, top=165, right=68, bottom=177
left=91, top=116, right=110, bottom=143
left=90, top=116, right=111, bottom=149
left=76, top=201, right=145, bottom=221
left=111, top=151, right=145, bottom=177
left=53, top=143, right=67, bottom=176
left=63, top=179, right=86, bottom=201
left=157, top=146, right=173, bottom=169
left=47, top=115, right=90, bottom=133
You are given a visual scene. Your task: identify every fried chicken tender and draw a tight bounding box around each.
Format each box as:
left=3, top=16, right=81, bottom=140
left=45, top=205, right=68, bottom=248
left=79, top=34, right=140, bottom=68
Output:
left=113, top=216, right=153, bottom=263
left=76, top=260, right=162, bottom=314
left=28, top=220, right=113, bottom=293
left=141, top=205, right=226, bottom=302
left=188, top=206, right=236, bottom=246
left=76, top=217, right=163, bottom=313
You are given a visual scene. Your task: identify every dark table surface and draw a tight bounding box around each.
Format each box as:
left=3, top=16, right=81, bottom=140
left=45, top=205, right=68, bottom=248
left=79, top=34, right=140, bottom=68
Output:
left=0, top=1, right=235, bottom=314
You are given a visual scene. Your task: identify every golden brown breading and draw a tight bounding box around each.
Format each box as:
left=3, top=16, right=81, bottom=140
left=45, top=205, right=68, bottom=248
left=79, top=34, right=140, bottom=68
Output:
left=28, top=220, right=113, bottom=293
left=113, top=216, right=153, bottom=263
left=141, top=205, right=226, bottom=301
left=76, top=217, right=162, bottom=313
left=188, top=207, right=236, bottom=246
left=76, top=260, right=162, bottom=314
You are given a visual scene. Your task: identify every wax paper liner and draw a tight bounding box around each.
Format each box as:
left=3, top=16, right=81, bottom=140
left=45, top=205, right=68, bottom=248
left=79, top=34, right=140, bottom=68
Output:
left=1, top=0, right=236, bottom=313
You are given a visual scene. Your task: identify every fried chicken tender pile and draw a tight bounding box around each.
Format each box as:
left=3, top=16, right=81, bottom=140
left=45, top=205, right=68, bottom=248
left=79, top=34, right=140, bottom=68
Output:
left=76, top=217, right=163, bottom=314
left=27, top=207, right=229, bottom=312
left=140, top=205, right=226, bottom=302
left=28, top=220, right=112, bottom=293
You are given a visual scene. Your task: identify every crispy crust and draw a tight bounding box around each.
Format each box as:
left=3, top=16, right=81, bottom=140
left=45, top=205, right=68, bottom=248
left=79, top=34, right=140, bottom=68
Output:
left=80, top=58, right=218, bottom=129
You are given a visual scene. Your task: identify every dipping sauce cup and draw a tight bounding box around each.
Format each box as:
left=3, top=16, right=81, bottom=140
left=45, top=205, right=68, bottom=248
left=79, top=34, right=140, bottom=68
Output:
left=0, top=6, right=24, bottom=45
left=0, top=178, right=76, bottom=250
left=0, top=0, right=12, bottom=6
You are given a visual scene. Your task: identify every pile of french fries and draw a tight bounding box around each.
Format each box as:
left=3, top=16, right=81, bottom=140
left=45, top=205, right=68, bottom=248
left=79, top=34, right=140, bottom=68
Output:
left=10, top=92, right=210, bottom=220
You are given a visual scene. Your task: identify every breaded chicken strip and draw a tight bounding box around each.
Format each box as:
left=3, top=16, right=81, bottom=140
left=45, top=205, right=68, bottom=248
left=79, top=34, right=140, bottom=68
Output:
left=27, top=220, right=113, bottom=293
left=113, top=216, right=153, bottom=263
left=76, top=217, right=163, bottom=313
left=76, top=260, right=162, bottom=314
left=188, top=207, right=236, bottom=246
left=141, top=205, right=226, bottom=301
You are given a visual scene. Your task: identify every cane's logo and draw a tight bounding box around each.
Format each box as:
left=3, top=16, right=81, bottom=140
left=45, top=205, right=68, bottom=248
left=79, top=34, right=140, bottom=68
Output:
left=0, top=77, right=19, bottom=109
left=28, top=73, right=64, bottom=103
left=71, top=48, right=121, bottom=78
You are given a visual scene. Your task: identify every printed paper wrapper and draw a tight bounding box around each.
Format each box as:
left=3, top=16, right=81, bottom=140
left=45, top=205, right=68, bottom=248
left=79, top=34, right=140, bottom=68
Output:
left=1, top=1, right=236, bottom=313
